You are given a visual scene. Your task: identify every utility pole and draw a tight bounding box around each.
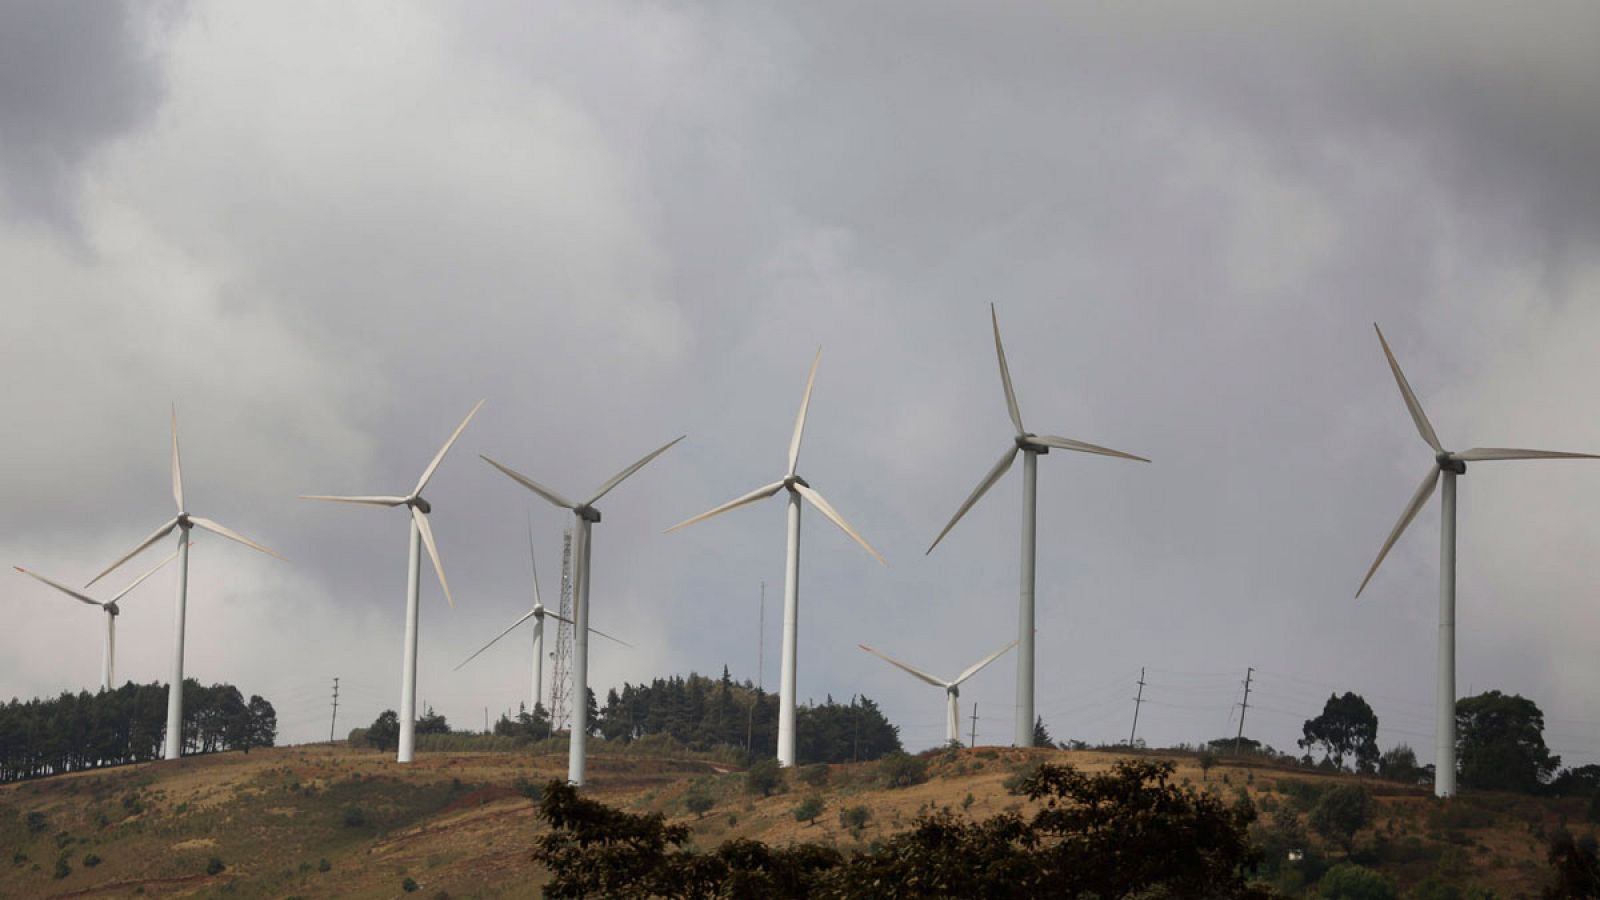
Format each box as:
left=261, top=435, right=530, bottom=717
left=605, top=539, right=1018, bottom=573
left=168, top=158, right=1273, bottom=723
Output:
left=329, top=676, right=340, bottom=743
left=484, top=707, right=489, bottom=734
left=1129, top=667, right=1146, bottom=747
left=1233, top=667, right=1254, bottom=756
left=757, top=581, right=766, bottom=692
left=969, top=702, right=979, bottom=748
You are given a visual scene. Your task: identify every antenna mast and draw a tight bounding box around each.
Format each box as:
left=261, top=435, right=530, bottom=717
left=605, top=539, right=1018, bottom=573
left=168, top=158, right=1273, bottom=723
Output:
left=757, top=581, right=766, bottom=692
left=549, top=529, right=575, bottom=731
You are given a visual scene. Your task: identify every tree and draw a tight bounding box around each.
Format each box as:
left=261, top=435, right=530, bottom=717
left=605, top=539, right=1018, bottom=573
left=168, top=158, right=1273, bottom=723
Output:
left=792, top=796, right=824, bottom=826
left=366, top=710, right=400, bottom=751
left=416, top=706, right=450, bottom=735
left=1456, top=691, right=1560, bottom=793
left=745, top=758, right=783, bottom=797
left=685, top=790, right=714, bottom=819
left=532, top=759, right=1272, bottom=899
left=1199, top=751, right=1217, bottom=781
left=1033, top=715, right=1053, bottom=747
left=1377, top=744, right=1422, bottom=784
left=1309, top=784, right=1374, bottom=855
left=1299, top=693, right=1379, bottom=773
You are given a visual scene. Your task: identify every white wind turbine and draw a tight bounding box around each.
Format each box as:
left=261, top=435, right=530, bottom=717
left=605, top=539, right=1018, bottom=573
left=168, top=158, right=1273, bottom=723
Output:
left=859, top=639, right=1017, bottom=746
left=301, top=401, right=483, bottom=763
left=15, top=546, right=183, bottom=692
left=454, top=519, right=631, bottom=718
left=1356, top=324, right=1597, bottom=798
left=927, top=306, right=1149, bottom=747
left=480, top=433, right=683, bottom=785
left=86, top=408, right=284, bottom=760
left=668, top=349, right=886, bottom=768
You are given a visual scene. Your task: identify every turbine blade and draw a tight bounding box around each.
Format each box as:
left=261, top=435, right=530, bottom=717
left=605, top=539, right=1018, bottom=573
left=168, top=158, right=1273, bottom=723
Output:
left=188, top=517, right=285, bottom=561
left=14, top=567, right=102, bottom=607
left=586, top=435, right=686, bottom=507
left=588, top=623, right=634, bottom=649
left=1032, top=434, right=1151, bottom=463
left=788, top=348, right=822, bottom=477
left=170, top=405, right=185, bottom=512
left=107, top=546, right=184, bottom=604
left=1453, top=447, right=1600, bottom=462
left=480, top=456, right=577, bottom=510
left=85, top=518, right=179, bottom=587
left=858, top=643, right=947, bottom=689
left=413, top=400, right=485, bottom=496
left=664, top=481, right=785, bottom=532
left=926, top=446, right=1018, bottom=555
left=1356, top=466, right=1440, bottom=598
left=991, top=304, right=1025, bottom=436
left=795, top=483, right=886, bottom=565
left=454, top=608, right=539, bottom=670
left=527, top=515, right=541, bottom=609
left=412, top=506, right=453, bottom=608
left=953, top=639, right=1019, bottom=686
left=298, top=495, right=408, bottom=507
left=1374, top=324, right=1442, bottom=453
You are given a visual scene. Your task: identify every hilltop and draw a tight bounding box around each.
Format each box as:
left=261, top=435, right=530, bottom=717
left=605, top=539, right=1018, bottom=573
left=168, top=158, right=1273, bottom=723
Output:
left=1, top=742, right=1592, bottom=898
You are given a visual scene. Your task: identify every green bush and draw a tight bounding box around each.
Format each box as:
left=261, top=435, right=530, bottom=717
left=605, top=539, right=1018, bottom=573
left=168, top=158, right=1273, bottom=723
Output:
left=685, top=791, right=714, bottom=819
left=53, top=856, right=70, bottom=879
left=342, top=806, right=367, bottom=828
left=798, top=763, right=830, bottom=787
left=1316, top=862, right=1395, bottom=899
left=745, top=758, right=784, bottom=797
left=402, top=876, right=419, bottom=892
left=206, top=856, right=224, bottom=875
left=513, top=776, right=544, bottom=802
left=1310, top=785, right=1374, bottom=854
left=26, top=811, right=47, bottom=833
left=318, top=858, right=331, bottom=873
left=792, top=796, right=824, bottom=826
left=839, top=805, right=871, bottom=832
left=82, top=853, right=101, bottom=868
left=878, top=752, right=929, bottom=789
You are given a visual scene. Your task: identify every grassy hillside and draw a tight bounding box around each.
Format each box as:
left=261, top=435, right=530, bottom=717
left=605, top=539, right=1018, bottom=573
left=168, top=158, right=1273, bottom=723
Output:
left=1, top=743, right=1590, bottom=898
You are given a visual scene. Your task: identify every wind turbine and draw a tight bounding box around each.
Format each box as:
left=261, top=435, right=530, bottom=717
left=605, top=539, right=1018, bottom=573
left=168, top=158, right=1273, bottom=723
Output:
left=1356, top=324, right=1597, bottom=798
left=927, top=306, right=1149, bottom=747
left=480, top=433, right=682, bottom=785
left=667, top=349, right=886, bottom=768
left=15, top=546, right=183, bottom=692
left=301, top=400, right=483, bottom=763
left=859, top=639, right=1016, bottom=746
left=85, top=408, right=283, bottom=760
left=454, top=519, right=630, bottom=718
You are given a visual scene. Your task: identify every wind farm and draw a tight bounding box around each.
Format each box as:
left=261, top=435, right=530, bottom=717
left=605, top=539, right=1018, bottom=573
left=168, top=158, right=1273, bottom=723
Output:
left=6, top=5, right=1600, bottom=895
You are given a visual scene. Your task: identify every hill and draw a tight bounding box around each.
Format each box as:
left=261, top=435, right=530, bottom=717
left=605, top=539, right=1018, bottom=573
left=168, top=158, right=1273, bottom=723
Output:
left=1, top=742, right=1592, bottom=897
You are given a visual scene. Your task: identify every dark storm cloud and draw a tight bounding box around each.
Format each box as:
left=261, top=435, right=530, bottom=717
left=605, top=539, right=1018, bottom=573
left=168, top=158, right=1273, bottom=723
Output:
left=0, top=1, right=173, bottom=227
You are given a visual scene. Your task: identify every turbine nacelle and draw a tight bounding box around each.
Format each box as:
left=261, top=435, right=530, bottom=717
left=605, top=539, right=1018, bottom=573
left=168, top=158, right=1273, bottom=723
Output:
left=1015, top=434, right=1050, bottom=455
left=783, top=474, right=811, bottom=491
left=1435, top=453, right=1466, bottom=475
left=408, top=495, right=432, bottom=514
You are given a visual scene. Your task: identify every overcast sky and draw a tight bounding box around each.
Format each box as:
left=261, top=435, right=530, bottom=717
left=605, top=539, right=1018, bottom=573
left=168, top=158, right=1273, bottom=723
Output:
left=3, top=1, right=1599, bottom=767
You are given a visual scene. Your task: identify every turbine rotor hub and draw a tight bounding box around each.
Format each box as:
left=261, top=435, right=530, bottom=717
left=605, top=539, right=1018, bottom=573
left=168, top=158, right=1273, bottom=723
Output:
left=176, top=513, right=192, bottom=527
left=410, top=496, right=432, bottom=514
left=576, top=505, right=601, bottom=523
left=785, top=475, right=810, bottom=490
left=1016, top=434, right=1049, bottom=454
left=1436, top=453, right=1466, bottom=475
left=106, top=603, right=120, bottom=617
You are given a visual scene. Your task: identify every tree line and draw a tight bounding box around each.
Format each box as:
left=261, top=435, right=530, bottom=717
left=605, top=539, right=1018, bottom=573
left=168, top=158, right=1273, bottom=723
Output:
left=0, top=680, right=276, bottom=783
left=366, top=667, right=903, bottom=764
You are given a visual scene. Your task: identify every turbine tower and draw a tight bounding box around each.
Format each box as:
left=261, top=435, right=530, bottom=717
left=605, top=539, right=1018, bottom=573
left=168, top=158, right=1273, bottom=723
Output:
left=858, top=639, right=1016, bottom=746
left=15, top=547, right=182, bottom=691
left=454, top=519, right=630, bottom=715
left=87, top=408, right=283, bottom=760
left=301, top=401, right=483, bottom=763
left=668, top=349, right=886, bottom=768
left=480, top=434, right=682, bottom=785
left=1356, top=324, right=1597, bottom=798
left=927, top=307, right=1149, bottom=747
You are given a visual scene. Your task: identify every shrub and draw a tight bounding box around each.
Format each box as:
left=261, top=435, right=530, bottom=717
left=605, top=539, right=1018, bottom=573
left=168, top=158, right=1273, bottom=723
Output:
left=798, top=764, right=830, bottom=788
left=342, top=806, right=367, bottom=828
left=1310, top=785, right=1374, bottom=855
left=402, top=876, right=419, bottom=892
left=54, top=856, right=70, bottom=879
left=82, top=853, right=101, bottom=868
left=839, top=805, right=871, bottom=833
left=685, top=791, right=714, bottom=819
left=793, top=796, right=824, bottom=826
left=745, top=758, right=784, bottom=797
left=206, top=856, right=224, bottom=875
left=26, top=811, right=47, bottom=833
left=513, top=777, right=543, bottom=802
left=878, top=752, right=929, bottom=789
left=1316, top=862, right=1396, bottom=899
left=1199, top=751, right=1218, bottom=781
